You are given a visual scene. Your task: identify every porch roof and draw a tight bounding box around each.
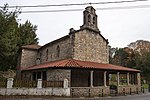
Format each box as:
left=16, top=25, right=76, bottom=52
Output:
left=21, top=59, right=140, bottom=72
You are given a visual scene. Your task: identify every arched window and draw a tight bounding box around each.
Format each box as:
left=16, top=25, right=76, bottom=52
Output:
left=56, top=45, right=60, bottom=57
left=88, top=15, right=91, bottom=23
left=40, top=53, right=42, bottom=63
left=46, top=49, right=48, bottom=61
left=93, top=17, right=96, bottom=25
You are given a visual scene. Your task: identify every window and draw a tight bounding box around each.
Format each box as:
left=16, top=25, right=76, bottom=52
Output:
left=32, top=71, right=47, bottom=81
left=40, top=53, right=42, bottom=63
left=93, top=17, right=96, bottom=25
left=46, top=49, right=48, bottom=61
left=88, top=15, right=91, bottom=23
left=56, top=45, right=60, bottom=57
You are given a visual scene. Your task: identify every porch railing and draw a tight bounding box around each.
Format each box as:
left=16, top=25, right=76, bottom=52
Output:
left=13, top=80, right=37, bottom=88
left=0, top=79, right=7, bottom=88
left=42, top=80, right=63, bottom=88
left=2, top=78, right=67, bottom=88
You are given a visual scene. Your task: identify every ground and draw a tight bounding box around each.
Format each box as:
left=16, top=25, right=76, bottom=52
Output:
left=0, top=93, right=150, bottom=100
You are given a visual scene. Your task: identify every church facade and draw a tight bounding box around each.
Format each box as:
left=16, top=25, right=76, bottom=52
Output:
left=17, top=6, right=141, bottom=97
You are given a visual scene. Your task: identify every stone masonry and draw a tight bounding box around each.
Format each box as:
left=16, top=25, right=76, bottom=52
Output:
left=19, top=49, right=38, bottom=69
left=47, top=69, right=71, bottom=87
left=37, top=36, right=72, bottom=64
left=73, top=29, right=109, bottom=63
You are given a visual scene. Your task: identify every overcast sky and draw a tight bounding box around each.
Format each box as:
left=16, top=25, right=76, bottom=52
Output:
left=0, top=0, right=150, bottom=48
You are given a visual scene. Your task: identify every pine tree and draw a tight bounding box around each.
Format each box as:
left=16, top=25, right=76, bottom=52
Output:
left=0, top=4, right=38, bottom=71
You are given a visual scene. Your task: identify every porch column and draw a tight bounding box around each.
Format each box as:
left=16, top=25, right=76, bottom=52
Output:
left=127, top=72, right=130, bottom=85
left=104, top=71, right=107, bottom=87
left=137, top=73, right=141, bottom=86
left=117, top=72, right=120, bottom=86
left=90, top=70, right=94, bottom=87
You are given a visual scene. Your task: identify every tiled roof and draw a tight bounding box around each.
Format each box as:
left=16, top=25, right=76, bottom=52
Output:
left=21, top=59, right=140, bottom=72
left=22, top=44, right=41, bottom=50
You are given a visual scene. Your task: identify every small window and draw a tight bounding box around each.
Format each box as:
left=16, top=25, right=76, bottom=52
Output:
left=40, top=53, right=42, bottom=63
left=50, top=54, right=52, bottom=60
left=93, top=17, right=96, bottom=25
left=88, top=15, right=91, bottom=23
left=56, top=45, right=60, bottom=57
left=46, top=49, right=48, bottom=61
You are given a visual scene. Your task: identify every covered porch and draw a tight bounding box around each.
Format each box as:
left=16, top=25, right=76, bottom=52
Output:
left=71, top=69, right=141, bottom=97
left=21, top=59, right=141, bottom=97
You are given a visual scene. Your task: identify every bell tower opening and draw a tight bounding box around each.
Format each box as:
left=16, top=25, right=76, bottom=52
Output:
left=88, top=15, right=91, bottom=23
left=80, top=6, right=99, bottom=32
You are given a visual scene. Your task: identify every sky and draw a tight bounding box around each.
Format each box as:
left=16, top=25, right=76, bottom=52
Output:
left=0, top=0, right=150, bottom=48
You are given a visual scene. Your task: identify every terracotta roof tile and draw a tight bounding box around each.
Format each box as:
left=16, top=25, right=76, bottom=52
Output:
left=21, top=59, right=140, bottom=72
left=22, top=44, right=41, bottom=50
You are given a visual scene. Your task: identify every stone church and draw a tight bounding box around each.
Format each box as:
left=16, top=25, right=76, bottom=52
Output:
left=17, top=6, right=141, bottom=97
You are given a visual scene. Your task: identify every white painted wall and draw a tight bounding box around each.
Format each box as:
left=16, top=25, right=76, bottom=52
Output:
left=0, top=88, right=70, bottom=96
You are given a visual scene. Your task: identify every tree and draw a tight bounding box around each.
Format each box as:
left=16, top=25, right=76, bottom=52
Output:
left=111, top=48, right=129, bottom=66
left=110, top=47, right=137, bottom=68
left=0, top=4, right=38, bottom=71
left=110, top=46, right=150, bottom=82
left=135, top=52, right=150, bottom=82
left=19, top=20, right=38, bottom=45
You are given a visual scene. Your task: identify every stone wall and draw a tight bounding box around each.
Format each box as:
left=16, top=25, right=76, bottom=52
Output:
left=19, top=28, right=109, bottom=68
left=73, top=29, right=109, bottom=64
left=37, top=36, right=72, bottom=64
left=117, top=85, right=141, bottom=95
left=0, top=88, right=70, bottom=96
left=20, top=49, right=38, bottom=69
left=47, top=69, right=71, bottom=87
left=71, top=86, right=110, bottom=97
left=90, top=87, right=110, bottom=97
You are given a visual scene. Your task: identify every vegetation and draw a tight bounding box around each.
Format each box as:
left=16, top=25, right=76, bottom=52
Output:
left=0, top=4, right=38, bottom=71
left=110, top=40, right=150, bottom=82
left=142, top=84, right=149, bottom=89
